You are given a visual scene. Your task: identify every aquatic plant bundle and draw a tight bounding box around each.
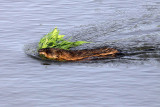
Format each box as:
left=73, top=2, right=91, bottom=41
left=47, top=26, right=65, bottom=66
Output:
left=38, top=27, right=90, bottom=50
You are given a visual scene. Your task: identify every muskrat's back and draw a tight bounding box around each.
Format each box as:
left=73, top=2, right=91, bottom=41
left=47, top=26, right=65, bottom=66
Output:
left=38, top=47, right=120, bottom=61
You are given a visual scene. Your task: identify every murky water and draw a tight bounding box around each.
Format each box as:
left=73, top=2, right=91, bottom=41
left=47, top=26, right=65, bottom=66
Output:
left=0, top=0, right=160, bottom=107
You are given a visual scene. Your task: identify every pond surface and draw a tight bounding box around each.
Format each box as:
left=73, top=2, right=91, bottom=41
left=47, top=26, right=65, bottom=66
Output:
left=0, top=0, right=160, bottom=107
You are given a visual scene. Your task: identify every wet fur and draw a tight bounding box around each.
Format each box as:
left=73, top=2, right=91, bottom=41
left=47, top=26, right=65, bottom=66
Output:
left=38, top=47, right=120, bottom=61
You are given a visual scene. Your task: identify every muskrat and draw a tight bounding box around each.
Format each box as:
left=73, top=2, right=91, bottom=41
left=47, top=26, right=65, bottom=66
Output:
left=38, top=47, right=120, bottom=61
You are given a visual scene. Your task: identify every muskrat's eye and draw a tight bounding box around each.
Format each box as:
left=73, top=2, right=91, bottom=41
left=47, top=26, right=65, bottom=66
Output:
left=38, top=49, right=44, bottom=52
left=46, top=48, right=51, bottom=54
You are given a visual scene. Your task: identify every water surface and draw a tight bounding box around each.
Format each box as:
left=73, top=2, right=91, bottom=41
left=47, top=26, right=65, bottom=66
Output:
left=0, top=0, right=160, bottom=107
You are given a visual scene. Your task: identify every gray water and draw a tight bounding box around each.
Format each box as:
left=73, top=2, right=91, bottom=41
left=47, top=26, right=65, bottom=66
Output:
left=1, top=0, right=160, bottom=107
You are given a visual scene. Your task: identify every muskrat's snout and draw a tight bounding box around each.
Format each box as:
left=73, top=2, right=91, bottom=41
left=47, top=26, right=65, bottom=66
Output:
left=38, top=48, right=57, bottom=59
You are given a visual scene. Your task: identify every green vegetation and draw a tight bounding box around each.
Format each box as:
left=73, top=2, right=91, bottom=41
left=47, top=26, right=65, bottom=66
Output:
left=38, top=27, right=90, bottom=50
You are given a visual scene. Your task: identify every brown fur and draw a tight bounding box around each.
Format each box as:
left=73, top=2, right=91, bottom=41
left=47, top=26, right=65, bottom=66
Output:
left=38, top=47, right=120, bottom=61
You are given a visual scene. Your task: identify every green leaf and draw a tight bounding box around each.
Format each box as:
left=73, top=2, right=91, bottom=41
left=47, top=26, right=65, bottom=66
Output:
left=38, top=27, right=91, bottom=50
left=58, top=35, right=65, bottom=39
left=74, top=41, right=90, bottom=46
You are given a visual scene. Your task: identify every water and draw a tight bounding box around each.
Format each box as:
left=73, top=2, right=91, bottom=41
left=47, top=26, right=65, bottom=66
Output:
left=0, top=0, right=160, bottom=107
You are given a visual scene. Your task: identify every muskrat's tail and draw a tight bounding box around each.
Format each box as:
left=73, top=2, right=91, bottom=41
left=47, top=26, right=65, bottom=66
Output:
left=118, top=48, right=156, bottom=57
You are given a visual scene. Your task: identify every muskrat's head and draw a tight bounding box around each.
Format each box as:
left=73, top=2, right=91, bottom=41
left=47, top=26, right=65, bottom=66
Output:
left=38, top=48, right=58, bottom=59
left=38, top=48, right=48, bottom=57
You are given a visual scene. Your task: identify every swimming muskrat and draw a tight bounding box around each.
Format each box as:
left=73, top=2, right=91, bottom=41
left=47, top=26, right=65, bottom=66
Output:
left=38, top=47, right=121, bottom=61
